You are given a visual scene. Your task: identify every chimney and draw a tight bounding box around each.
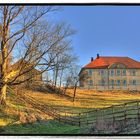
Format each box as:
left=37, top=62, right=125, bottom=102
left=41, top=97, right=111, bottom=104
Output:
left=97, top=53, right=100, bottom=59
left=91, top=57, right=94, bottom=62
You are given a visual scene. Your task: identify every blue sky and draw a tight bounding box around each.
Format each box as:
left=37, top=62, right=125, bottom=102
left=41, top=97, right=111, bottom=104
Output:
left=49, top=6, right=140, bottom=67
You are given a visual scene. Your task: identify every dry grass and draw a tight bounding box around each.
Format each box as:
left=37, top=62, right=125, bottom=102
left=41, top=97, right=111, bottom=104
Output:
left=2, top=88, right=140, bottom=125
left=1, top=88, right=140, bottom=134
left=0, top=90, right=53, bottom=127
left=25, top=89, right=140, bottom=113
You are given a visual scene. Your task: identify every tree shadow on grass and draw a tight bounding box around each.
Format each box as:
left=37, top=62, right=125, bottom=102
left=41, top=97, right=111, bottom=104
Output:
left=0, top=119, right=81, bottom=135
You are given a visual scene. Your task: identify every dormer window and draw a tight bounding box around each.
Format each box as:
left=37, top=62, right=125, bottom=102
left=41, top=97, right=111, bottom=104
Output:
left=108, top=63, right=127, bottom=69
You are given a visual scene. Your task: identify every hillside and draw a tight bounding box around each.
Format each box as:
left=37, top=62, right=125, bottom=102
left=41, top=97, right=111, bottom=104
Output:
left=26, top=89, right=140, bottom=112
left=1, top=88, right=140, bottom=134
left=0, top=88, right=86, bottom=134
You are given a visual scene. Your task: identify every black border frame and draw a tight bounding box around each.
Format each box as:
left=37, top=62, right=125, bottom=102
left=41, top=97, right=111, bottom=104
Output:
left=1, top=3, right=140, bottom=137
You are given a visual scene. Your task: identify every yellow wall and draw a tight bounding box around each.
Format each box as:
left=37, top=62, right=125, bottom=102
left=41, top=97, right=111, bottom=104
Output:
left=80, top=68, right=140, bottom=91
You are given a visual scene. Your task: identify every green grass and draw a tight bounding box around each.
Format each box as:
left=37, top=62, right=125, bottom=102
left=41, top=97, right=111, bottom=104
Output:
left=2, top=88, right=140, bottom=134
left=1, top=120, right=88, bottom=134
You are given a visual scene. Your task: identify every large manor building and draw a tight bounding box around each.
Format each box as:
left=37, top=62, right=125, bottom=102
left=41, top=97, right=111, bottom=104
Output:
left=79, top=54, right=140, bottom=90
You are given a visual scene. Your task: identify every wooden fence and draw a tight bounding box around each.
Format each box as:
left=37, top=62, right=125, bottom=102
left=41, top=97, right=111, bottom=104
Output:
left=18, top=92, right=140, bottom=127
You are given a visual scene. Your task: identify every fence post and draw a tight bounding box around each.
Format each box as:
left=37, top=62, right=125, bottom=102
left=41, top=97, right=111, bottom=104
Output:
left=79, top=113, right=81, bottom=127
left=59, top=113, right=61, bottom=122
left=112, top=106, right=115, bottom=126
left=137, top=101, right=140, bottom=123
left=86, top=112, right=88, bottom=126
left=124, top=103, right=127, bottom=127
left=95, top=109, right=98, bottom=124
left=71, top=113, right=73, bottom=125
left=65, top=112, right=67, bottom=123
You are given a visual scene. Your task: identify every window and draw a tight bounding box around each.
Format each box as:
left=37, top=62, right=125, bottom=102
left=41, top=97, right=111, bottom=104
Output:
left=110, top=80, right=114, bottom=86
left=88, top=80, right=93, bottom=86
left=122, top=70, right=126, bottom=76
left=101, top=79, right=105, bottom=86
left=130, top=70, right=136, bottom=76
left=99, top=69, right=104, bottom=75
left=117, top=80, right=121, bottom=86
left=117, top=70, right=121, bottom=76
left=110, top=70, right=114, bottom=76
left=132, top=70, right=136, bottom=76
left=133, top=80, right=136, bottom=85
left=129, top=80, right=136, bottom=85
left=129, top=80, right=132, bottom=85
left=133, top=70, right=136, bottom=76
left=123, top=80, right=127, bottom=86
left=88, top=69, right=93, bottom=75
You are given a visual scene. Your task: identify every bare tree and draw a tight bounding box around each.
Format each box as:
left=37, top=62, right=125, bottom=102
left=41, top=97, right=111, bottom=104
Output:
left=0, top=6, right=74, bottom=105
left=63, top=76, right=73, bottom=95
left=73, top=70, right=89, bottom=102
left=58, top=54, right=78, bottom=88
left=46, top=39, right=77, bottom=88
left=64, top=65, right=89, bottom=102
left=53, top=51, right=77, bottom=87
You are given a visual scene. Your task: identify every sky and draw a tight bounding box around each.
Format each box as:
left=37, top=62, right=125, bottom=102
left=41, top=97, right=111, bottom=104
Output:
left=49, top=6, right=140, bottom=67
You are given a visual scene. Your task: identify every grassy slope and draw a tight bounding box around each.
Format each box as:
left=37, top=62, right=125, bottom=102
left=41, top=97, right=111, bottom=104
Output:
left=26, top=89, right=140, bottom=112
left=1, top=120, right=87, bottom=134
left=1, top=89, right=140, bottom=134
left=0, top=89, right=86, bottom=134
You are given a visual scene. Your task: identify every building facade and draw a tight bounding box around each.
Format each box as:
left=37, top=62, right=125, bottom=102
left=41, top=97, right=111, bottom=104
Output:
left=79, top=54, right=140, bottom=90
left=10, top=59, right=42, bottom=87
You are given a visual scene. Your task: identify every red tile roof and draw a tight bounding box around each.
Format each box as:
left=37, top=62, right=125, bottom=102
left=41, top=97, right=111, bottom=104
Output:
left=83, top=56, right=140, bottom=69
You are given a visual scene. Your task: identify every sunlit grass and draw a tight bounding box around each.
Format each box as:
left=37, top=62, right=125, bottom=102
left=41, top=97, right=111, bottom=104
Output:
left=1, top=88, right=140, bottom=134
left=26, top=89, right=140, bottom=113
left=0, top=118, right=13, bottom=126
left=0, top=91, right=53, bottom=128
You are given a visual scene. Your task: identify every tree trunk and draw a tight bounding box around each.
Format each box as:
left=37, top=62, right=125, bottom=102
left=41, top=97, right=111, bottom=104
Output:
left=59, top=69, right=63, bottom=88
left=0, top=40, right=9, bottom=106
left=64, top=83, right=69, bottom=94
left=57, top=69, right=64, bottom=94
left=73, top=82, right=78, bottom=102
left=0, top=52, right=8, bottom=106
left=0, top=84, right=7, bottom=105
left=0, top=6, right=9, bottom=106
left=54, top=66, right=59, bottom=87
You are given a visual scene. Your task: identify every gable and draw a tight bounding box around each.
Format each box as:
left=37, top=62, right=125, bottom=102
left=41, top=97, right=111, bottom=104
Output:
left=108, top=63, right=127, bottom=69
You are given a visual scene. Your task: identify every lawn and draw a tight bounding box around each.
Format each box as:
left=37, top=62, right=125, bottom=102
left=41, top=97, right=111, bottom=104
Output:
left=1, top=120, right=89, bottom=134
left=26, top=89, right=140, bottom=113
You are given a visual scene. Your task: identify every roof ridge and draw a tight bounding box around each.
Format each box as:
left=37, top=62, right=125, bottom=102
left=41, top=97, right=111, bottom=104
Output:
left=127, top=57, right=140, bottom=63
left=100, top=56, right=129, bottom=58
left=83, top=56, right=140, bottom=69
